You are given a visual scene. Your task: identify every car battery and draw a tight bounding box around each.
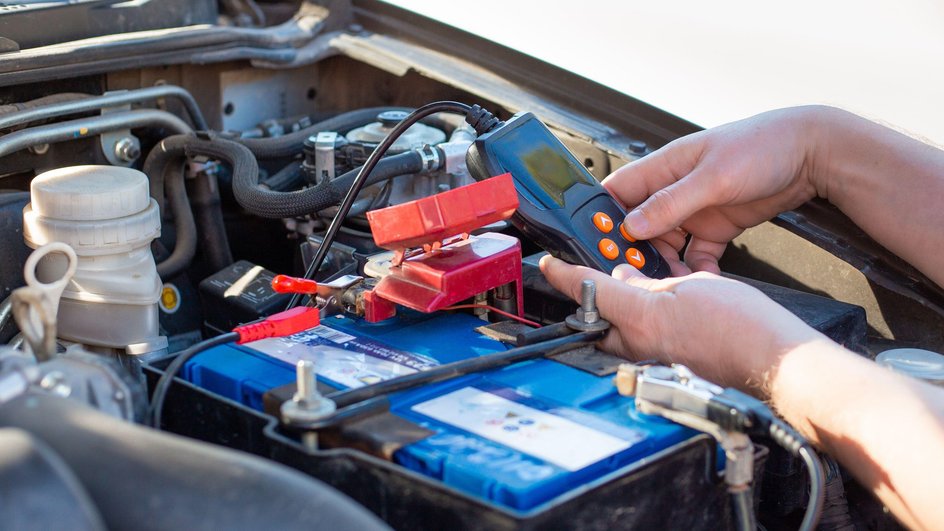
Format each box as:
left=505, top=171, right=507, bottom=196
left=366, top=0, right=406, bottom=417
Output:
left=182, top=311, right=701, bottom=511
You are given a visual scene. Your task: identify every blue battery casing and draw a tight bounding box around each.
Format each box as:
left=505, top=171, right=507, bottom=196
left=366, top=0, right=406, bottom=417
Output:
left=184, top=312, right=699, bottom=511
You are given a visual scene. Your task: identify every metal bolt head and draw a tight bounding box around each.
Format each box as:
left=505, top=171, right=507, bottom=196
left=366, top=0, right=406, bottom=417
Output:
left=114, top=137, right=141, bottom=162
left=628, top=140, right=648, bottom=155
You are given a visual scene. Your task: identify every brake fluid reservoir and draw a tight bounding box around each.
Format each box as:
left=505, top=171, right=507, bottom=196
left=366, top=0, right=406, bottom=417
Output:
left=22, top=165, right=162, bottom=349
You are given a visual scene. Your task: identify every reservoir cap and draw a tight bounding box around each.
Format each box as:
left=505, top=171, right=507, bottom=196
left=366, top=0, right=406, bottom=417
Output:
left=876, top=348, right=944, bottom=386
left=29, top=165, right=151, bottom=221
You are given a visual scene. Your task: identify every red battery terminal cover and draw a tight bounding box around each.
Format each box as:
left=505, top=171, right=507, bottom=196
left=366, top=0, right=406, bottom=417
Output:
left=365, top=174, right=525, bottom=318
left=367, top=172, right=519, bottom=266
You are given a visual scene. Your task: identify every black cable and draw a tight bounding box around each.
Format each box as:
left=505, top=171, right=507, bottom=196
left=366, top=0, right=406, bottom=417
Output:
left=765, top=418, right=825, bottom=531
left=327, top=329, right=601, bottom=408
left=148, top=332, right=239, bottom=429
left=731, top=488, right=756, bottom=531
left=797, top=444, right=826, bottom=531
left=710, top=388, right=825, bottom=530
left=286, top=101, right=474, bottom=310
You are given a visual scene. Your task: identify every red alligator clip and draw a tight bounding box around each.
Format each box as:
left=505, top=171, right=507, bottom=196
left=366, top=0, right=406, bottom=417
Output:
left=271, top=274, right=319, bottom=295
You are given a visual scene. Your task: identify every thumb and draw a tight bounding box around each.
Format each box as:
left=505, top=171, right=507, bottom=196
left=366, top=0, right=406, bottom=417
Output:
left=612, top=263, right=646, bottom=282
left=623, top=170, right=715, bottom=239
left=612, top=263, right=662, bottom=290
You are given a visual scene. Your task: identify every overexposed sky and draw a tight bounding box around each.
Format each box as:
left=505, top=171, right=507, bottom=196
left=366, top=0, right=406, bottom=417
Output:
left=385, top=0, right=944, bottom=145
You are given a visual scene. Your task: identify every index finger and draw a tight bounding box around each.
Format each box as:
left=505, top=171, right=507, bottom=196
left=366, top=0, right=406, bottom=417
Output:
left=538, top=255, right=649, bottom=319
left=602, top=133, right=706, bottom=208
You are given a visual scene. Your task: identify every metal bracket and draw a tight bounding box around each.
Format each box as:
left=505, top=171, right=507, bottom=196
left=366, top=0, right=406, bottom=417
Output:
left=99, top=95, right=140, bottom=166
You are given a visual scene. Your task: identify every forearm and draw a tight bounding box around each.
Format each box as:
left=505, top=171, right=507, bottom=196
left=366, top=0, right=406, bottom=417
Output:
left=768, top=338, right=944, bottom=529
left=809, top=107, right=944, bottom=286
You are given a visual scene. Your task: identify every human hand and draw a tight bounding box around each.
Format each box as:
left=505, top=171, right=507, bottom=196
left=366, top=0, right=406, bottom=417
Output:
left=608, top=106, right=828, bottom=275
left=539, top=254, right=824, bottom=394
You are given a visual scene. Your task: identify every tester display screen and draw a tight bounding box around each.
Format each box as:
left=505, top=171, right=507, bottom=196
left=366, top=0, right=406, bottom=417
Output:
left=490, top=119, right=596, bottom=208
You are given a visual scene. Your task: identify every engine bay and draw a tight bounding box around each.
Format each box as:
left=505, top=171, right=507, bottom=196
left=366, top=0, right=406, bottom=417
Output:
left=1, top=1, right=937, bottom=530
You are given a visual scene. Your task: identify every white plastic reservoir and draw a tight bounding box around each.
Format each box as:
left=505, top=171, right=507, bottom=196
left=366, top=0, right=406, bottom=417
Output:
left=22, top=165, right=162, bottom=349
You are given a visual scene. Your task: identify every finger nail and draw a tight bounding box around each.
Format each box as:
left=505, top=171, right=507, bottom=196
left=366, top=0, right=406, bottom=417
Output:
left=538, top=254, right=558, bottom=271
left=625, top=210, right=649, bottom=236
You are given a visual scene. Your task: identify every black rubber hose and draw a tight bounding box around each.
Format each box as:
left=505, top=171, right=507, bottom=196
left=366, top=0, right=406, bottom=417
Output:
left=232, top=146, right=425, bottom=219
left=143, top=138, right=200, bottom=280
left=261, top=161, right=305, bottom=191
left=0, top=394, right=391, bottom=531
left=236, top=107, right=410, bottom=159
left=190, top=170, right=234, bottom=273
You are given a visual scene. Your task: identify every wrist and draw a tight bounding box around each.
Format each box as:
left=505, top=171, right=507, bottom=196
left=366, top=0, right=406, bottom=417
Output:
left=791, top=105, right=847, bottom=201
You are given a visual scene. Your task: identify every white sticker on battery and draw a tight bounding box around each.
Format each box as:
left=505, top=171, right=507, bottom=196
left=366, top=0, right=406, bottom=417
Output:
left=249, top=338, right=418, bottom=389
left=411, top=387, right=633, bottom=471
left=306, top=325, right=356, bottom=344
left=246, top=322, right=441, bottom=389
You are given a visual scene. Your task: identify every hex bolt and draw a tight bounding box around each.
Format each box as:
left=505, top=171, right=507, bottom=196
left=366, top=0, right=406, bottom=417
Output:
left=114, top=137, right=141, bottom=162
left=565, top=279, right=608, bottom=332
left=579, top=280, right=600, bottom=324
left=628, top=140, right=648, bottom=156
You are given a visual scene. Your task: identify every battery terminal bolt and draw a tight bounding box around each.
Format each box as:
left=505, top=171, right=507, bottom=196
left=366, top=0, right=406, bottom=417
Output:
left=280, top=359, right=337, bottom=450
left=565, top=279, right=610, bottom=332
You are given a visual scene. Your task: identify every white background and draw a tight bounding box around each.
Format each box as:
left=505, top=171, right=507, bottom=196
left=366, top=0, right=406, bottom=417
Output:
left=384, top=0, right=944, bottom=145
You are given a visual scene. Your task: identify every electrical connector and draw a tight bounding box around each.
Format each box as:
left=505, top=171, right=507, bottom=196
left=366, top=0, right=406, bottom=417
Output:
left=465, top=104, right=503, bottom=135
left=233, top=306, right=320, bottom=344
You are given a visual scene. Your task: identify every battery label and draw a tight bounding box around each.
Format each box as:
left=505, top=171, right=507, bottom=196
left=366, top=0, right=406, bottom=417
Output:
left=411, top=387, right=636, bottom=471
left=247, top=324, right=438, bottom=389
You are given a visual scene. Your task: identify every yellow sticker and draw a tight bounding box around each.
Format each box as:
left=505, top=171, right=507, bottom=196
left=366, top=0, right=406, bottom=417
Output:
left=160, top=283, right=181, bottom=314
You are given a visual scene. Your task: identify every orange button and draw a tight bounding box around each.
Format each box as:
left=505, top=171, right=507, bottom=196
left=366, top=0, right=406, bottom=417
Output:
left=625, top=247, right=646, bottom=269
left=619, top=222, right=637, bottom=242
left=598, top=238, right=619, bottom=260
left=592, top=212, right=614, bottom=233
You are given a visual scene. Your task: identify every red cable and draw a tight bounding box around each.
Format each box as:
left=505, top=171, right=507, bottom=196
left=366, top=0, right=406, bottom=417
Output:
left=442, top=304, right=542, bottom=328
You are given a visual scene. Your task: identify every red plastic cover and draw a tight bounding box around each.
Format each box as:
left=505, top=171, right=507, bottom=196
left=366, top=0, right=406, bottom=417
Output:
left=366, top=173, right=518, bottom=250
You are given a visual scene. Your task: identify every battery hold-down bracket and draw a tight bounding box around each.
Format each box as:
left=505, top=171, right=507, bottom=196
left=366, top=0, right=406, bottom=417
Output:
left=365, top=173, right=523, bottom=320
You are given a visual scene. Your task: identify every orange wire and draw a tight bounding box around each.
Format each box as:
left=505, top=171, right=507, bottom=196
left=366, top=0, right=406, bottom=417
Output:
left=442, top=304, right=542, bottom=328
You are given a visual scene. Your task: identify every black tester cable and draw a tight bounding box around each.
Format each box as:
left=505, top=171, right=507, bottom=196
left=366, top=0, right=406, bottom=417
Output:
left=617, top=364, right=825, bottom=531
left=285, top=102, right=502, bottom=310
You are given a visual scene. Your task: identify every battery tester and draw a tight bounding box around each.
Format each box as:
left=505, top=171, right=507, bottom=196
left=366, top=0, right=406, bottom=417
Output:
left=467, top=111, right=671, bottom=278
